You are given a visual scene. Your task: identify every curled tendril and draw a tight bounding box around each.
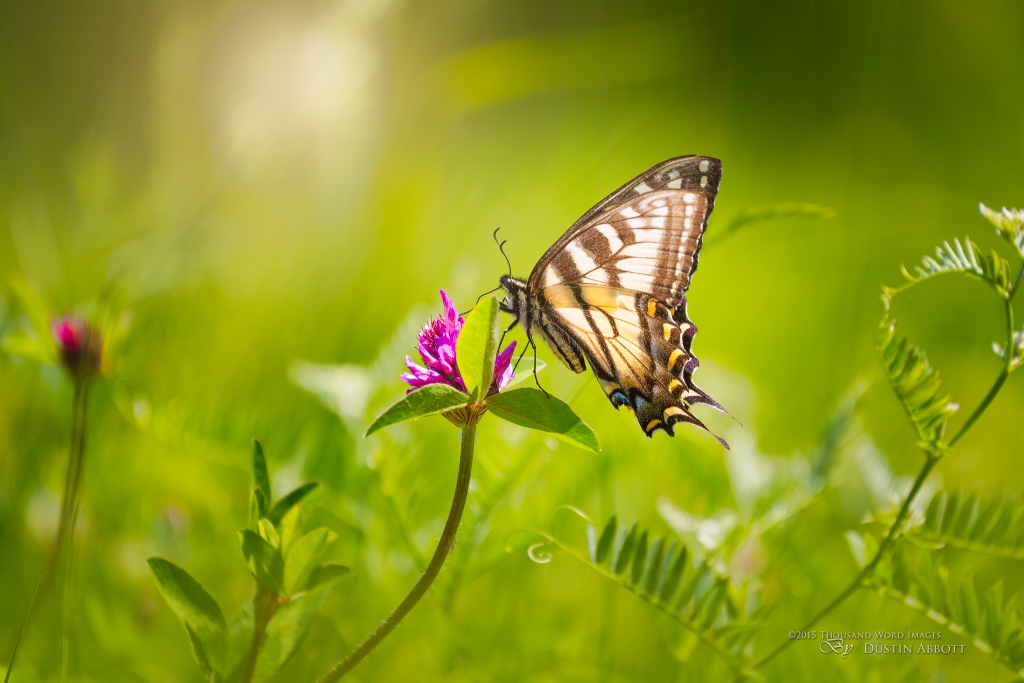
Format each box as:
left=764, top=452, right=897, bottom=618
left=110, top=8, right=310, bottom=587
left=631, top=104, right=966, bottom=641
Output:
left=527, top=541, right=554, bottom=564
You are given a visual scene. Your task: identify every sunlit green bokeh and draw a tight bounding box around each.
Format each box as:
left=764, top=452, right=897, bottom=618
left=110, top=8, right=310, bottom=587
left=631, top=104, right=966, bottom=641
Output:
left=2, top=1, right=1024, bottom=681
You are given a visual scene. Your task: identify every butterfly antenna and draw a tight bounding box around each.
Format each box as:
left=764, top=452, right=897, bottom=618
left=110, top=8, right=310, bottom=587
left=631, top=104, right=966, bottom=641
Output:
left=458, top=285, right=504, bottom=316
left=494, top=227, right=512, bottom=277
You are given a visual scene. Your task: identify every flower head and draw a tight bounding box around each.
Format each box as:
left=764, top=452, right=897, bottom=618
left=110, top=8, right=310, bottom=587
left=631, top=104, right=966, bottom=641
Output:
left=51, top=316, right=102, bottom=379
left=401, top=290, right=517, bottom=396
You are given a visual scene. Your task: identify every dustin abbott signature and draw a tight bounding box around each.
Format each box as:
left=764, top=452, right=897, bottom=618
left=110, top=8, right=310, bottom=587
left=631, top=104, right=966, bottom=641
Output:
left=820, top=638, right=967, bottom=658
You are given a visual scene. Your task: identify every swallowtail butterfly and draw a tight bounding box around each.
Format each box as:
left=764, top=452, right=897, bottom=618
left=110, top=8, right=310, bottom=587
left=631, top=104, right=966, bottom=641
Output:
left=499, top=156, right=728, bottom=445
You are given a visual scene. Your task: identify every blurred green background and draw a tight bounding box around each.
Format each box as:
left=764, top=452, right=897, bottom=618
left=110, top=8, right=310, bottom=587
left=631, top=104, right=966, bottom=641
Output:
left=2, top=1, right=1024, bottom=681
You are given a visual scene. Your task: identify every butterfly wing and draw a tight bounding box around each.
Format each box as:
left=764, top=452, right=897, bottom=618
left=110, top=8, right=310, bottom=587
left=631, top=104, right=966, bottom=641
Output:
left=526, top=156, right=726, bottom=443
left=528, top=155, right=721, bottom=306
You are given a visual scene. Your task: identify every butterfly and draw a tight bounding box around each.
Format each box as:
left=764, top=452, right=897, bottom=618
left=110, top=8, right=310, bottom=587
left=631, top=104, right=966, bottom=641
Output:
left=498, top=156, right=728, bottom=446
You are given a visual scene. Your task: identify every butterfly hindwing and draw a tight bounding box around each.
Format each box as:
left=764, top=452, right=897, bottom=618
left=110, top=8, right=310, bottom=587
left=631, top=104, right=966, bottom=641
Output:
left=537, top=284, right=725, bottom=442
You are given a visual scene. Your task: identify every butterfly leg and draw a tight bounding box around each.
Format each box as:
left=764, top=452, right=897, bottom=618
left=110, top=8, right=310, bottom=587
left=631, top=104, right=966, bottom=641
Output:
left=498, top=317, right=518, bottom=353
left=523, top=329, right=550, bottom=398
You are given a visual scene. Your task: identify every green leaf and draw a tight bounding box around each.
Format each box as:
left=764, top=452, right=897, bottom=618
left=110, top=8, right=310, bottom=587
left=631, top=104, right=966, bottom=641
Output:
left=257, top=590, right=326, bottom=680
left=455, top=296, right=499, bottom=399
left=980, top=203, right=1024, bottom=260
left=239, top=530, right=284, bottom=594
left=283, top=527, right=336, bottom=596
left=907, top=489, right=1024, bottom=560
left=593, top=515, right=616, bottom=564
left=279, top=506, right=303, bottom=557
left=641, top=537, right=665, bottom=596
left=485, top=387, right=600, bottom=453
left=146, top=558, right=228, bottom=676
left=1, top=330, right=54, bottom=364
left=266, top=482, right=320, bottom=526
left=611, top=522, right=638, bottom=577
left=894, top=236, right=1013, bottom=297
left=630, top=531, right=649, bottom=586
left=657, top=541, right=688, bottom=604
left=258, top=518, right=280, bottom=547
left=304, top=563, right=351, bottom=593
left=251, top=439, right=271, bottom=520
left=365, top=384, right=470, bottom=436
left=7, top=276, right=56, bottom=362
left=876, top=316, right=957, bottom=447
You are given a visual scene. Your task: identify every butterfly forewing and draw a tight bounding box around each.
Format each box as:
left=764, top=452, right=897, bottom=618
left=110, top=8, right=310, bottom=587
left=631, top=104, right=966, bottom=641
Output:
left=529, top=155, right=721, bottom=299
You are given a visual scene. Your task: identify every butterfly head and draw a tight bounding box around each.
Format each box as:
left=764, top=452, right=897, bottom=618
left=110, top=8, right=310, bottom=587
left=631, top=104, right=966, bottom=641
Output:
left=498, top=274, right=529, bottom=319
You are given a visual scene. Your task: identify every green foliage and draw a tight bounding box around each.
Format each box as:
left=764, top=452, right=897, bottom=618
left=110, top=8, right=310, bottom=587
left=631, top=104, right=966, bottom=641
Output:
left=148, top=442, right=349, bottom=681
left=266, top=482, right=320, bottom=526
left=868, top=543, right=1024, bottom=677
left=147, top=558, right=229, bottom=678
left=876, top=316, right=957, bottom=449
left=486, top=387, right=600, bottom=452
left=240, top=529, right=285, bottom=594
left=906, top=490, right=1024, bottom=560
left=283, top=528, right=336, bottom=595
left=980, top=204, right=1024, bottom=261
left=894, top=236, right=1013, bottom=297
left=1, top=275, right=57, bottom=365
left=456, top=296, right=499, bottom=398
left=250, top=439, right=272, bottom=522
left=364, top=384, right=470, bottom=436
left=545, top=512, right=765, bottom=666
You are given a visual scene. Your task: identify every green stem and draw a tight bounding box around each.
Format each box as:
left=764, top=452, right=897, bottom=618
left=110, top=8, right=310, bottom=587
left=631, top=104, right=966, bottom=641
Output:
left=240, top=590, right=280, bottom=683
left=56, top=379, right=88, bottom=573
left=4, top=574, right=42, bottom=683
left=318, top=425, right=477, bottom=682
left=56, top=376, right=90, bottom=676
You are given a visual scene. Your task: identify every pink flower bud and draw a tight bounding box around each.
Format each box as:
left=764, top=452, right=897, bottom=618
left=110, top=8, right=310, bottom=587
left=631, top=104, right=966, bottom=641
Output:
left=51, top=317, right=102, bottom=379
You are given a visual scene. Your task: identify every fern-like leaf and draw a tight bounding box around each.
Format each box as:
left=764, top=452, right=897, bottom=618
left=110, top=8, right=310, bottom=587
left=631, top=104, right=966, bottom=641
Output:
left=980, top=204, right=1024, bottom=261
left=876, top=317, right=958, bottom=448
left=546, top=513, right=766, bottom=666
left=869, top=543, right=1024, bottom=677
left=907, top=489, right=1024, bottom=560
left=894, top=237, right=1013, bottom=297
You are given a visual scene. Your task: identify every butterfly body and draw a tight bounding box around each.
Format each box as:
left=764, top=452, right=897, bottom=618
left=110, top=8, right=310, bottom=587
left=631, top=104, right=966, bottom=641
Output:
left=498, top=156, right=728, bottom=445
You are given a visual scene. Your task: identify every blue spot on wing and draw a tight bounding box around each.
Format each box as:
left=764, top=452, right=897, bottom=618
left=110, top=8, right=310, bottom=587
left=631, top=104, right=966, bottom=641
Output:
left=610, top=389, right=630, bottom=409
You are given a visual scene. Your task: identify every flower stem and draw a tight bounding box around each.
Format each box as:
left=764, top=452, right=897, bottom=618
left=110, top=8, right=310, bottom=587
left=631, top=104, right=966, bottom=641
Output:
left=318, top=425, right=477, bottom=682
left=55, top=376, right=90, bottom=674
